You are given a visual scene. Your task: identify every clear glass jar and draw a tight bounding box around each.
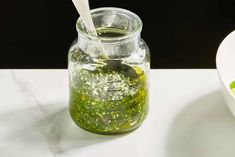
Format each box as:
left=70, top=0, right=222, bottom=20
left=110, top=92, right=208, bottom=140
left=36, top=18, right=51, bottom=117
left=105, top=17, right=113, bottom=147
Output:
left=68, top=7, right=150, bottom=135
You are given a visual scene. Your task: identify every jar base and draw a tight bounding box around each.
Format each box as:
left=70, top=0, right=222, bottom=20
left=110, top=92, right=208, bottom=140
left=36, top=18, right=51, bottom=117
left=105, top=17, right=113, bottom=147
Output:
left=71, top=120, right=143, bottom=135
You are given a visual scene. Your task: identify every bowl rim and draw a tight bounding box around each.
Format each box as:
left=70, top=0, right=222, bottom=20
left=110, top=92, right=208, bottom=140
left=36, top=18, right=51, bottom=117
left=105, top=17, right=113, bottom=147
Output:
left=216, top=30, right=235, bottom=99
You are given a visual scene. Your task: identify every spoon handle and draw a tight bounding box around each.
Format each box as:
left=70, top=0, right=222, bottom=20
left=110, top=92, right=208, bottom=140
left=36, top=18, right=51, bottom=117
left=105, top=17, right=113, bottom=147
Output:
left=72, top=0, right=97, bottom=35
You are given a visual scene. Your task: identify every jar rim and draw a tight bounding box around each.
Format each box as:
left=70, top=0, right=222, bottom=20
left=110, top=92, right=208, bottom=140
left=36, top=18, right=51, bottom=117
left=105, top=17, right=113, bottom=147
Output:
left=76, top=7, right=143, bottom=43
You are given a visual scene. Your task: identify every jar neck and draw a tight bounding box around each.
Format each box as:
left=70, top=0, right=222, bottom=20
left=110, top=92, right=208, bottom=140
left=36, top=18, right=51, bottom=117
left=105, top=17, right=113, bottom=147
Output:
left=77, top=30, right=141, bottom=59
left=75, top=7, right=143, bottom=59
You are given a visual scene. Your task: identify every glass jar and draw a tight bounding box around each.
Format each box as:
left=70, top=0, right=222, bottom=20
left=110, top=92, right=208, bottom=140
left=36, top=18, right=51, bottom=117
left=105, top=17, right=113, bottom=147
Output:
left=68, top=7, right=150, bottom=135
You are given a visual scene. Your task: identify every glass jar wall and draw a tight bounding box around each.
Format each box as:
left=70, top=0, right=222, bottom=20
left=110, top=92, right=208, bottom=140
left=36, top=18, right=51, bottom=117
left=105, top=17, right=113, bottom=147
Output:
left=68, top=7, right=150, bottom=135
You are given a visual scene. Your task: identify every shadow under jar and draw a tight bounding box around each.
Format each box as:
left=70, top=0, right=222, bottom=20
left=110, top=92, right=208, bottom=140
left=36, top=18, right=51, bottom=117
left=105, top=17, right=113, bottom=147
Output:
left=68, top=7, right=150, bottom=135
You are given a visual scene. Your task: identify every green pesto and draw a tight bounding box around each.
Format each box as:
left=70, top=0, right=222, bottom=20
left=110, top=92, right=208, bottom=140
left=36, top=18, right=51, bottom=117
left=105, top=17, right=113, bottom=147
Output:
left=97, top=27, right=128, bottom=37
left=69, top=62, right=148, bottom=135
left=230, top=80, right=235, bottom=96
left=230, top=81, right=235, bottom=89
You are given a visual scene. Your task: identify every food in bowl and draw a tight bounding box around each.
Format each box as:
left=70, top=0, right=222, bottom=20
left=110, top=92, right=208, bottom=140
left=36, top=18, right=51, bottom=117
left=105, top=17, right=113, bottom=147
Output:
left=230, top=81, right=235, bottom=95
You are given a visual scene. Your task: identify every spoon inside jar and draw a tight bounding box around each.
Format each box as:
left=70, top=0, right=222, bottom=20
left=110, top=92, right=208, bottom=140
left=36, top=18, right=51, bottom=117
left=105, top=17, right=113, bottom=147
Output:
left=72, top=0, right=97, bottom=35
left=72, top=0, right=107, bottom=58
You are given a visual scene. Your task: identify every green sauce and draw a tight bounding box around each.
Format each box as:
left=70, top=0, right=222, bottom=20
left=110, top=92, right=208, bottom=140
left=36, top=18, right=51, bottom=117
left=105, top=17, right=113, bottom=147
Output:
left=69, top=60, right=148, bottom=134
left=97, top=27, right=128, bottom=37
left=69, top=27, right=149, bottom=134
left=230, top=80, right=235, bottom=95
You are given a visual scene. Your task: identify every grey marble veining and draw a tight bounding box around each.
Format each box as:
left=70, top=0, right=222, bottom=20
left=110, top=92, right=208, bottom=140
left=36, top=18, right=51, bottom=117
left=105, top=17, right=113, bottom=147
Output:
left=11, top=71, right=48, bottom=115
left=0, top=70, right=118, bottom=157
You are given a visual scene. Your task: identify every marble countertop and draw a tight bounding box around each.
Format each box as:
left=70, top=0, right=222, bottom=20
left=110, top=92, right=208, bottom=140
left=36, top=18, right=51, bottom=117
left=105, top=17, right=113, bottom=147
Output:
left=1, top=69, right=235, bottom=157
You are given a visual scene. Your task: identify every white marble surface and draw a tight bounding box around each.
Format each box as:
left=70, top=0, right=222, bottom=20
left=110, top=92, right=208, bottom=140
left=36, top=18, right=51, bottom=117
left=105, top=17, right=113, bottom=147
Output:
left=1, top=69, right=235, bottom=157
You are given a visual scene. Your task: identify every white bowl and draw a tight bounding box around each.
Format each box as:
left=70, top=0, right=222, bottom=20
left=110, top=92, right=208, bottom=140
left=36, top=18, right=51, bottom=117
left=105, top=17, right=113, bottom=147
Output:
left=216, top=31, right=235, bottom=116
